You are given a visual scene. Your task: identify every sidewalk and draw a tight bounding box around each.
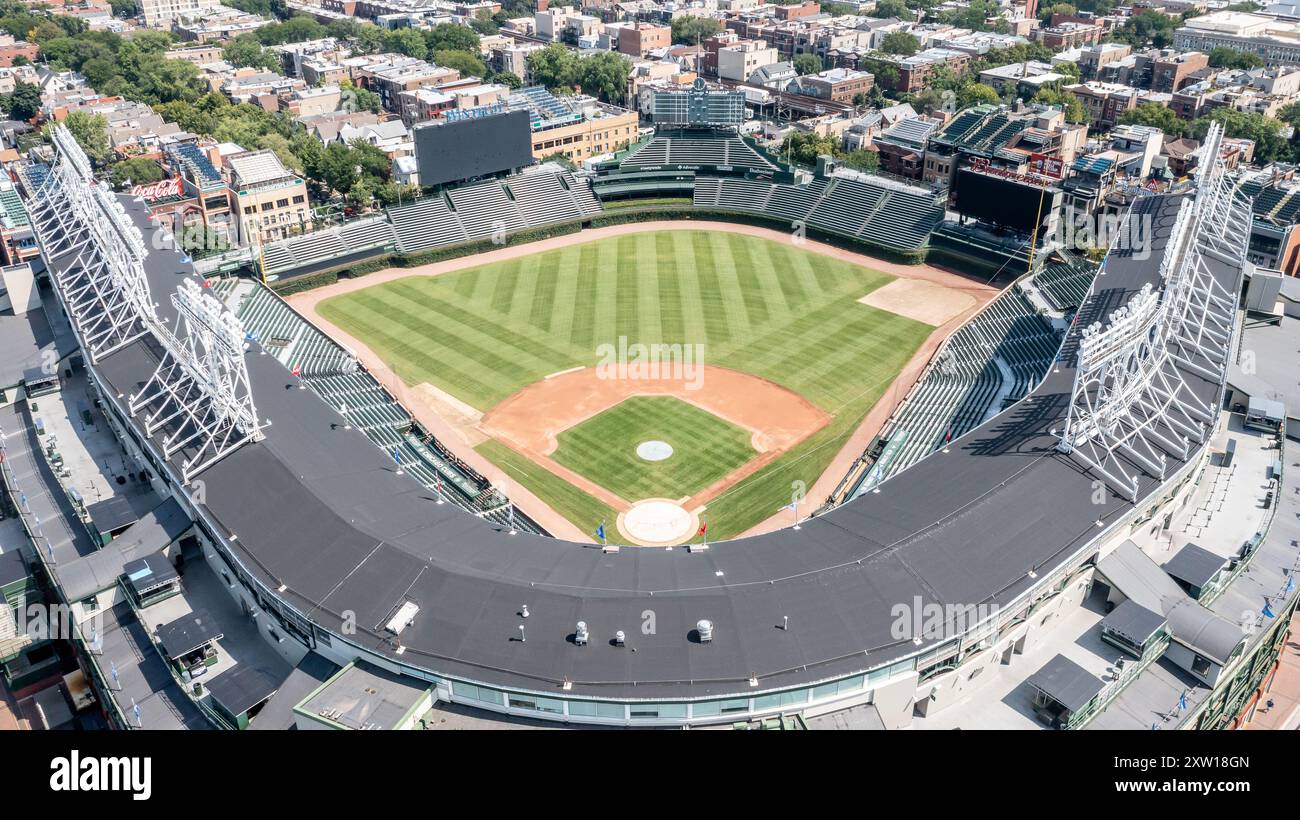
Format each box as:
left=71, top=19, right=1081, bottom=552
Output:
left=1242, top=612, right=1300, bottom=730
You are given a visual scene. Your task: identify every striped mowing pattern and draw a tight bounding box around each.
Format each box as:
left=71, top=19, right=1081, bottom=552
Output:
left=318, top=231, right=930, bottom=414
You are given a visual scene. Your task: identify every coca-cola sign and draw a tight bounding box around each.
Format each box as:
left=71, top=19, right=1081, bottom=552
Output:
left=132, top=176, right=184, bottom=201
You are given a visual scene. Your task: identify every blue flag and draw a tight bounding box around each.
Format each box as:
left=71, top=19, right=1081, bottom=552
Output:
left=1178, top=691, right=1187, bottom=711
left=596, top=523, right=606, bottom=541
left=1287, top=574, right=1295, bottom=595
left=245, top=331, right=257, bottom=343
left=180, top=254, right=192, bottom=264
left=1263, top=600, right=1276, bottom=619
left=391, top=446, right=401, bottom=465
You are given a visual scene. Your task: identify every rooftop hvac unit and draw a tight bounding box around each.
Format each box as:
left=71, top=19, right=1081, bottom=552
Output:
left=614, top=630, right=626, bottom=647
left=575, top=621, right=589, bottom=646
left=697, top=619, right=714, bottom=643
left=385, top=600, right=420, bottom=635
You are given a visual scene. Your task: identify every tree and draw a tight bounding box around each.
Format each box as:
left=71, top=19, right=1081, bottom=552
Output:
left=426, top=22, right=479, bottom=54
left=383, top=27, right=427, bottom=60
left=469, top=10, right=498, bottom=35
left=540, top=151, right=577, bottom=170
left=493, top=70, right=522, bottom=89
left=840, top=149, right=879, bottom=172
left=1278, top=101, right=1300, bottom=130
left=793, top=53, right=823, bottom=75
left=433, top=49, right=486, bottom=79
left=7, top=80, right=41, bottom=121
left=254, top=15, right=325, bottom=46
left=671, top=16, right=722, bottom=45
left=1033, top=85, right=1089, bottom=125
left=779, top=131, right=839, bottom=166
left=960, top=82, right=1001, bottom=107
left=527, top=43, right=580, bottom=92
left=1118, top=103, right=1185, bottom=136
left=879, top=31, right=920, bottom=56
left=1192, top=107, right=1287, bottom=164
left=871, top=0, right=910, bottom=18
left=109, top=157, right=165, bottom=188
left=224, top=34, right=280, bottom=71
left=1111, top=10, right=1177, bottom=49
left=1207, top=46, right=1264, bottom=69
left=577, top=51, right=630, bottom=104
left=108, top=0, right=137, bottom=16
left=54, top=110, right=110, bottom=164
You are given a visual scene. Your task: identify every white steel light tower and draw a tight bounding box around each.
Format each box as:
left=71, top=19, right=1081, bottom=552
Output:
left=128, top=279, right=264, bottom=483
left=1056, top=122, right=1245, bottom=501
left=27, top=126, right=156, bottom=362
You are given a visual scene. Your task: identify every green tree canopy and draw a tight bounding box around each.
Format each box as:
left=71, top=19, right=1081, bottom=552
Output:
left=671, top=16, right=722, bottom=45
left=879, top=31, right=920, bottom=56
left=793, top=53, right=823, bottom=75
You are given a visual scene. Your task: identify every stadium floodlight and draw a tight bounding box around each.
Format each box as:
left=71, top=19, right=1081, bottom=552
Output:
left=1057, top=122, right=1245, bottom=502
left=26, top=128, right=157, bottom=363
left=128, top=279, right=264, bottom=483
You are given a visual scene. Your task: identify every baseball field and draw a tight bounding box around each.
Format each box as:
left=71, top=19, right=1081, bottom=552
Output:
left=316, top=229, right=935, bottom=542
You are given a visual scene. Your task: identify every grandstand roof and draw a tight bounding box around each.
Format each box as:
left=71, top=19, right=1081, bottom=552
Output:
left=57, top=187, right=1239, bottom=701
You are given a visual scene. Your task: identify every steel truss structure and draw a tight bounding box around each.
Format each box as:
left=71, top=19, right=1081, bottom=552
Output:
left=27, top=126, right=155, bottom=363
left=31, top=125, right=264, bottom=484
left=129, top=279, right=264, bottom=484
left=1056, top=123, right=1246, bottom=501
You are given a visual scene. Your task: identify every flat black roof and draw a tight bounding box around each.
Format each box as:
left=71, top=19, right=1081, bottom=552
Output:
left=123, top=551, right=178, bottom=596
left=1026, top=654, right=1105, bottom=713
left=1162, top=543, right=1226, bottom=590
left=156, top=609, right=224, bottom=659
left=52, top=190, right=1244, bottom=699
left=1100, top=599, right=1166, bottom=646
left=205, top=664, right=280, bottom=718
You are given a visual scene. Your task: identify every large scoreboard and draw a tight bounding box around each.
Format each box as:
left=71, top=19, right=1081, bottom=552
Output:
left=956, top=164, right=1060, bottom=234
left=652, top=78, right=745, bottom=129
left=413, top=108, right=534, bottom=188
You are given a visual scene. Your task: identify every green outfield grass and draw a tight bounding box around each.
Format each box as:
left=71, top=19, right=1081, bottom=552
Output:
left=318, top=230, right=933, bottom=539
left=552, top=396, right=755, bottom=502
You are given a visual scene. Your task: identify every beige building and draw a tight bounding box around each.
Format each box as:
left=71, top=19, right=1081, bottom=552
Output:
left=225, top=150, right=313, bottom=245
left=717, top=40, right=778, bottom=83
left=530, top=101, right=638, bottom=163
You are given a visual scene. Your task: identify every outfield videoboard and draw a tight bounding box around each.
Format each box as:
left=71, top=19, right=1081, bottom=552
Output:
left=956, top=168, right=1058, bottom=234
left=413, top=108, right=534, bottom=188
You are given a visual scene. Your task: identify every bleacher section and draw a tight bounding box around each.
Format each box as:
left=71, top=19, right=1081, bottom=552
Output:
left=693, top=173, right=943, bottom=253
left=617, top=130, right=781, bottom=174
left=1033, top=259, right=1097, bottom=311
left=258, top=171, right=603, bottom=276
left=389, top=171, right=601, bottom=255
left=211, top=278, right=547, bottom=535
left=852, top=280, right=1062, bottom=493
left=229, top=284, right=357, bottom=378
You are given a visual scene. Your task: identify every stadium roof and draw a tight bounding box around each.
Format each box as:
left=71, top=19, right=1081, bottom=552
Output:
left=49, top=186, right=1243, bottom=700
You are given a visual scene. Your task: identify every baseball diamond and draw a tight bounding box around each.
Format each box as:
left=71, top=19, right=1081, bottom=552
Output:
left=314, top=230, right=935, bottom=540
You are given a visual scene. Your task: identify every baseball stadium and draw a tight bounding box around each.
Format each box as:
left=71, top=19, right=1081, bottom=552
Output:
left=0, top=97, right=1296, bottom=734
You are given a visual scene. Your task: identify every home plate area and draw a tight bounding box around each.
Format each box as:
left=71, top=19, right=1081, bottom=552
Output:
left=477, top=366, right=831, bottom=546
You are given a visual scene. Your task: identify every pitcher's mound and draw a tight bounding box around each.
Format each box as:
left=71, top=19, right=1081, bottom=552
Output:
left=636, top=440, right=674, bottom=462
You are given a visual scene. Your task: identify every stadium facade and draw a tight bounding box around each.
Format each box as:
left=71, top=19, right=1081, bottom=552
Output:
left=1, top=122, right=1296, bottom=730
